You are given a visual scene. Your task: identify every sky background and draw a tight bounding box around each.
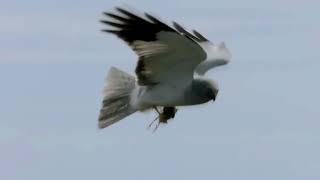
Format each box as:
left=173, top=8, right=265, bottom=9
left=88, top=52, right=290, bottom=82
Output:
left=1, top=0, right=320, bottom=179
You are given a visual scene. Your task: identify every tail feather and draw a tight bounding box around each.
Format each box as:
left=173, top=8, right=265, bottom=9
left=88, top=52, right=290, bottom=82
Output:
left=98, top=67, right=137, bottom=129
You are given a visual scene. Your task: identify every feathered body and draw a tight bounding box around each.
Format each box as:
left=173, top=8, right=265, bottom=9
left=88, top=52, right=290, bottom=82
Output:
left=98, top=7, right=231, bottom=129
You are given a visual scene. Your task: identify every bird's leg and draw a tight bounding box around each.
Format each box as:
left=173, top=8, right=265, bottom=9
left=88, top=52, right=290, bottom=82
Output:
left=147, top=116, right=159, bottom=130
left=154, top=106, right=161, bottom=114
left=148, top=106, right=178, bottom=132
left=152, top=121, right=161, bottom=133
left=147, top=106, right=161, bottom=130
left=153, top=107, right=177, bottom=132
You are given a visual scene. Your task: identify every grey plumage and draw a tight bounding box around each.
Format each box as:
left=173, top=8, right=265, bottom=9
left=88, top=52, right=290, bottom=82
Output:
left=98, top=7, right=231, bottom=129
left=183, top=79, right=219, bottom=105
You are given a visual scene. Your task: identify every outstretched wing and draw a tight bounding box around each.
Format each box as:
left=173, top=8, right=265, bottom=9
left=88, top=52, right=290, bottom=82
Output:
left=195, top=42, right=231, bottom=75
left=101, top=7, right=206, bottom=86
left=172, top=22, right=231, bottom=76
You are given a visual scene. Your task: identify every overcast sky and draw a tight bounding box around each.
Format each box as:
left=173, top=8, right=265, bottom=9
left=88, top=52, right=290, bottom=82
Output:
left=1, top=0, right=320, bottom=180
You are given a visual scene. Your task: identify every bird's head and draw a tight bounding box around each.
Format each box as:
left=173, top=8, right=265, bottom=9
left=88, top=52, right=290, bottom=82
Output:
left=192, top=79, right=219, bottom=102
left=205, top=81, right=219, bottom=101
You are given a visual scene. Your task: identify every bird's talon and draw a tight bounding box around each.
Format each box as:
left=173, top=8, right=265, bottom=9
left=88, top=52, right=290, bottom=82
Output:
left=147, top=116, right=159, bottom=130
left=152, top=122, right=160, bottom=133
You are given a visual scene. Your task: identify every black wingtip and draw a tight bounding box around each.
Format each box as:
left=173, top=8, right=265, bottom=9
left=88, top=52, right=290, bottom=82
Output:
left=101, top=29, right=119, bottom=34
left=173, top=22, right=200, bottom=41
left=100, top=7, right=176, bottom=43
left=100, top=20, right=128, bottom=28
left=172, top=22, right=187, bottom=34
left=192, top=30, right=208, bottom=42
left=115, top=7, right=140, bottom=19
left=172, top=21, right=181, bottom=29
left=103, top=12, right=131, bottom=23
left=102, top=12, right=114, bottom=18
left=144, top=13, right=159, bottom=23
left=100, top=20, right=107, bottom=24
left=172, top=21, right=185, bottom=33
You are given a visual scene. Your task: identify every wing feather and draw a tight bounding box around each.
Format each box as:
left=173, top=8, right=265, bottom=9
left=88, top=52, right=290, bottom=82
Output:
left=195, top=42, right=231, bottom=75
left=192, top=30, right=209, bottom=42
left=101, top=7, right=209, bottom=85
left=172, top=22, right=200, bottom=41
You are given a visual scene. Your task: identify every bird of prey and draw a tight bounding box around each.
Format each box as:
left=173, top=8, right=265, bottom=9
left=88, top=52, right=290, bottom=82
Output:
left=98, top=7, right=231, bottom=130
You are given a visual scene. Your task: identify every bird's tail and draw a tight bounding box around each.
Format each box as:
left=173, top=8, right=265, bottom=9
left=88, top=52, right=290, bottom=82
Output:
left=98, top=67, right=137, bottom=129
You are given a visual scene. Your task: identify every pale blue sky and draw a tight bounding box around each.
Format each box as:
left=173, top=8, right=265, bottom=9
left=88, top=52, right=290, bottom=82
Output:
left=1, top=0, right=320, bottom=180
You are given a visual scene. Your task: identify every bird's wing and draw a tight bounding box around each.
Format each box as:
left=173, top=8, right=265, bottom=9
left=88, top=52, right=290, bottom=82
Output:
left=101, top=7, right=207, bottom=86
left=172, top=22, right=231, bottom=76
left=195, top=42, right=232, bottom=75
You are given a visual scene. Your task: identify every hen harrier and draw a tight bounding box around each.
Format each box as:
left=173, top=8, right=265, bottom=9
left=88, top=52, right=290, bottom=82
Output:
left=98, top=7, right=231, bottom=129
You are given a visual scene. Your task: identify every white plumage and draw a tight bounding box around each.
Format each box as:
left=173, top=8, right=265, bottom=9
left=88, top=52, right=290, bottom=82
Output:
left=98, top=7, right=231, bottom=129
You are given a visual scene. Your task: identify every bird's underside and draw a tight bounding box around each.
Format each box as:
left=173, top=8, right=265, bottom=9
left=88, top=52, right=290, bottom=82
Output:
left=98, top=6, right=231, bottom=130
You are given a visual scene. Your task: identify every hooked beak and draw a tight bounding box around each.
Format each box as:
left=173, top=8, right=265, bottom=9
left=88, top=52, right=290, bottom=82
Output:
left=212, top=91, right=218, bottom=101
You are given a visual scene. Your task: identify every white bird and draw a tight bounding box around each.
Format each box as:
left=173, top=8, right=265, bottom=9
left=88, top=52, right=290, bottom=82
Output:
left=98, top=7, right=231, bottom=129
